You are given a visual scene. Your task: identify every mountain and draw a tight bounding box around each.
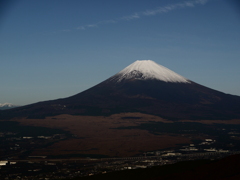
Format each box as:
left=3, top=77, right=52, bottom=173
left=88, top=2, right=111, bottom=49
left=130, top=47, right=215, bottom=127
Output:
left=1, top=60, right=240, bottom=120
left=0, top=103, right=19, bottom=110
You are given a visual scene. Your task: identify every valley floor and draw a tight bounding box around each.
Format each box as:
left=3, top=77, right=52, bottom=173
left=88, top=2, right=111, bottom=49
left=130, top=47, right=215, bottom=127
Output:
left=1, top=113, right=240, bottom=179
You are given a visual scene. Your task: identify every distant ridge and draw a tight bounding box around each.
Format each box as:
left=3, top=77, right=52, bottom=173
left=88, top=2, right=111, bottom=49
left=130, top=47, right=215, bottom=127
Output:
left=0, top=103, right=19, bottom=110
left=1, top=60, right=240, bottom=120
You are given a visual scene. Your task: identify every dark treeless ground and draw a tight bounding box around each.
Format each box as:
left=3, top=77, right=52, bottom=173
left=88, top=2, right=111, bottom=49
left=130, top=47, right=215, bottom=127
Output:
left=12, top=113, right=240, bottom=157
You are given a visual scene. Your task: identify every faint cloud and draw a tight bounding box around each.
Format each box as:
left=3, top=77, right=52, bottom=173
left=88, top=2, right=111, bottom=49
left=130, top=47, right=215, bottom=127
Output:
left=77, top=20, right=116, bottom=30
left=72, top=0, right=210, bottom=31
left=121, top=13, right=140, bottom=21
left=143, top=0, right=210, bottom=16
left=87, top=24, right=98, bottom=28
left=77, top=26, right=85, bottom=30
left=185, top=2, right=195, bottom=7
left=196, top=0, right=209, bottom=5
left=77, top=24, right=98, bottom=30
left=101, top=20, right=116, bottom=24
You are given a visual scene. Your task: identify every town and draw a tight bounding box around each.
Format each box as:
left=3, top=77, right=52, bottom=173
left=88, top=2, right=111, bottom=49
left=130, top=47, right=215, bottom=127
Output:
left=1, top=129, right=240, bottom=180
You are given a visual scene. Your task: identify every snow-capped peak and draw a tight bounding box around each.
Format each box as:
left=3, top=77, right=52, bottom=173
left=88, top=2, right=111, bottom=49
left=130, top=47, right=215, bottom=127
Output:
left=0, top=103, right=19, bottom=109
left=0, top=103, right=14, bottom=107
left=111, top=60, right=190, bottom=83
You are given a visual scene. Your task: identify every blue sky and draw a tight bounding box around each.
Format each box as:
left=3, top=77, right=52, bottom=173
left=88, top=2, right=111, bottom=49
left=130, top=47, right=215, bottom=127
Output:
left=1, top=0, right=240, bottom=105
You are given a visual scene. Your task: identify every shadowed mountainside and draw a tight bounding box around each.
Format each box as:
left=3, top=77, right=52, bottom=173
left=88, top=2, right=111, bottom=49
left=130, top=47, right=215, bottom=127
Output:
left=1, top=79, right=240, bottom=120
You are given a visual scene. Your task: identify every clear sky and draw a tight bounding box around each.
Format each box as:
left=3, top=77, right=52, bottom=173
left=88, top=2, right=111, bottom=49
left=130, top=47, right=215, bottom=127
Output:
left=1, top=0, right=240, bottom=105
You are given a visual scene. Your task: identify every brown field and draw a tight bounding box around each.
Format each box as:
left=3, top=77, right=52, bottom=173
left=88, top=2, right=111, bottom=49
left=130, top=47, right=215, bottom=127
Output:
left=13, top=113, right=240, bottom=157
left=12, top=113, right=187, bottom=157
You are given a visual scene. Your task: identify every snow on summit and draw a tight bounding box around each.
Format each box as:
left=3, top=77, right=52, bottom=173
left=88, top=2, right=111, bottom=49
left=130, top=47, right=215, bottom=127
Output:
left=0, top=103, right=19, bottom=110
left=112, top=60, right=190, bottom=83
left=0, top=103, right=15, bottom=107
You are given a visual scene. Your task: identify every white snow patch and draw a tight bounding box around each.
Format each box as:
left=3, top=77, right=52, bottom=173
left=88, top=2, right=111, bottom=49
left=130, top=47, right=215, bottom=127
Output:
left=111, top=60, right=190, bottom=83
left=0, top=103, right=19, bottom=108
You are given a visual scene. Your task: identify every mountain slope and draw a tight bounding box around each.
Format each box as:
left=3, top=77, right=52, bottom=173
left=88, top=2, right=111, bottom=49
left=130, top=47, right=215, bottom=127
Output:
left=1, top=60, right=240, bottom=120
